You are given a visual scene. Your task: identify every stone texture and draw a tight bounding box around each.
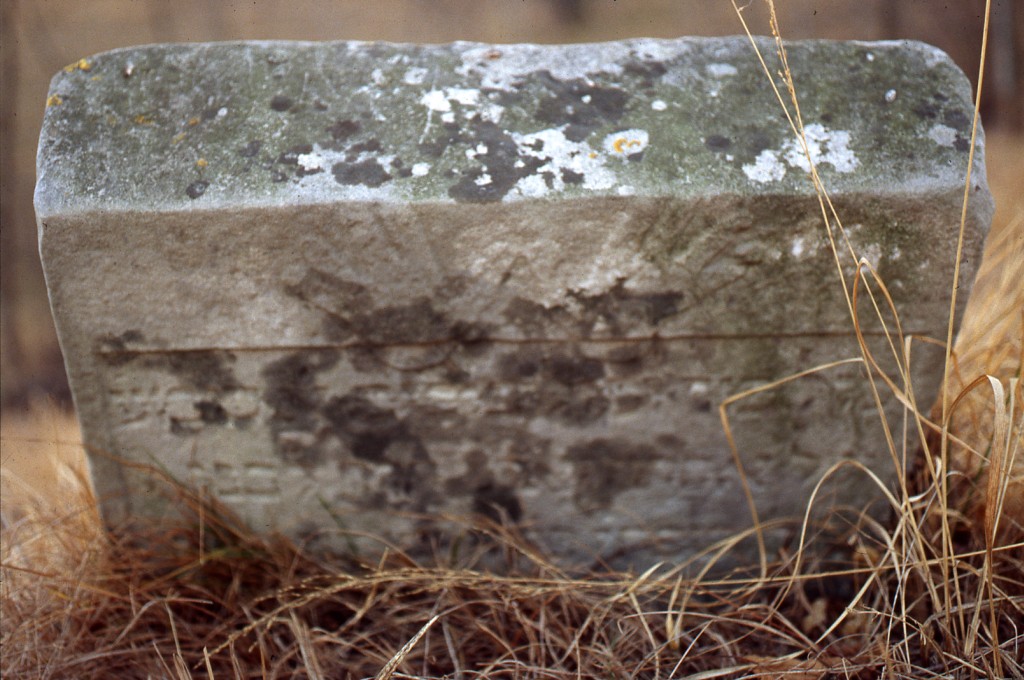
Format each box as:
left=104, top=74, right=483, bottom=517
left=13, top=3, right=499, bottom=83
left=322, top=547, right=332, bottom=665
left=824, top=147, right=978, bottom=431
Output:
left=36, top=38, right=992, bottom=566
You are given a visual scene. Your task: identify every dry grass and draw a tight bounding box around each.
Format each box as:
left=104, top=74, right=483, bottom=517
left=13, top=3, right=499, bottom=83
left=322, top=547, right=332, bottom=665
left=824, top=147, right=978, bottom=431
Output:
left=3, top=2, right=1024, bottom=677
left=1, top=435, right=1021, bottom=678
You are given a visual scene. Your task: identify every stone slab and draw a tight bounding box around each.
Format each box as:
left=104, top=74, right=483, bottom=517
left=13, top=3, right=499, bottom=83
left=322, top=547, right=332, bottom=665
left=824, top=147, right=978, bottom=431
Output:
left=36, top=38, right=992, bottom=566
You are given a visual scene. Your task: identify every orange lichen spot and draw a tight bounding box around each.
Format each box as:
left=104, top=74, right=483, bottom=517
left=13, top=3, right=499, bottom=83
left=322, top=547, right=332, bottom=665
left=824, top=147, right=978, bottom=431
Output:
left=196, top=158, right=208, bottom=169
left=172, top=132, right=187, bottom=144
left=46, top=94, right=63, bottom=107
left=91, top=75, right=101, bottom=82
left=63, top=58, right=92, bottom=73
left=612, top=137, right=643, bottom=154
left=134, top=114, right=154, bottom=125
left=187, top=117, right=200, bottom=126
left=589, top=152, right=598, bottom=159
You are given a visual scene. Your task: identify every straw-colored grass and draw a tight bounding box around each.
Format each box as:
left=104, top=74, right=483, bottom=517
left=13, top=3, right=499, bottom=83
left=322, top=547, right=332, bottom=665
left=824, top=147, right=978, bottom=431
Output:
left=3, top=2, right=1022, bottom=677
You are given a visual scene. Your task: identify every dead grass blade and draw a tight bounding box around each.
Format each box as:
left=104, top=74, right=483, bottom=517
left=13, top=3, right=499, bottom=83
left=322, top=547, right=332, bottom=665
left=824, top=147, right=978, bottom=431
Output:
left=375, top=614, right=439, bottom=680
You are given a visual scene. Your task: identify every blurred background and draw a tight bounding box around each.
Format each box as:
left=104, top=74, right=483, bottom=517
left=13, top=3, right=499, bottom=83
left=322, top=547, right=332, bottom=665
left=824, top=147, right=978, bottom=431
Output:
left=1, top=0, right=1022, bottom=415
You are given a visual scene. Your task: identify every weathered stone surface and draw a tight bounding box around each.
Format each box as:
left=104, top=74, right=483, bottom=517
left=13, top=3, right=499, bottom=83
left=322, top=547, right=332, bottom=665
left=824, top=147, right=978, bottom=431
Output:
left=36, top=38, right=992, bottom=566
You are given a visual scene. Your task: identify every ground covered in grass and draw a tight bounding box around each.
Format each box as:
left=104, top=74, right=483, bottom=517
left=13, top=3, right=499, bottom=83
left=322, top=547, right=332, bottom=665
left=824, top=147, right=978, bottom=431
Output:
left=2, top=449, right=1022, bottom=679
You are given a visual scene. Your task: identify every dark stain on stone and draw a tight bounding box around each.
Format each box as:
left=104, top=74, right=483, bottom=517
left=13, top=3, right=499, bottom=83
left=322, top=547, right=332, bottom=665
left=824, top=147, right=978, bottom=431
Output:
left=448, top=120, right=545, bottom=203
left=358, top=298, right=450, bottom=345
left=547, top=354, right=604, bottom=386
left=705, top=134, right=731, bottom=152
left=499, top=347, right=610, bottom=426
left=570, top=280, right=683, bottom=335
left=498, top=351, right=541, bottom=382
left=285, top=268, right=372, bottom=343
left=169, top=417, right=199, bottom=436
left=419, top=121, right=462, bottom=158
left=623, top=59, right=667, bottom=84
left=954, top=137, right=970, bottom=153
left=96, top=329, right=145, bottom=364
left=262, top=350, right=340, bottom=466
left=603, top=343, right=652, bottom=378
left=164, top=351, right=239, bottom=394
left=269, top=94, right=293, bottom=111
left=332, top=159, right=391, bottom=188
left=502, top=297, right=577, bottom=338
left=328, top=119, right=360, bottom=141
left=449, top=319, right=492, bottom=344
left=943, top=109, right=969, bottom=130
left=322, top=395, right=403, bottom=462
left=913, top=100, right=938, bottom=120
left=472, top=482, right=523, bottom=523
left=615, top=394, right=648, bottom=413
left=534, top=72, right=629, bottom=142
left=185, top=180, right=209, bottom=199
left=321, top=394, right=435, bottom=496
left=561, top=168, right=584, bottom=185
left=549, top=393, right=610, bottom=426
left=566, top=438, right=657, bottom=511
left=348, top=139, right=382, bottom=155
left=746, top=130, right=774, bottom=157
left=194, top=400, right=227, bottom=425
left=286, top=269, right=488, bottom=351
left=239, top=140, right=262, bottom=157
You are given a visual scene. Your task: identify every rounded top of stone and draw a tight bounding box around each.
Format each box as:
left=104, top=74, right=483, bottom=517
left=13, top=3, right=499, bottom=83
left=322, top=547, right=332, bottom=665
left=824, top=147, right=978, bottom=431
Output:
left=34, top=37, right=987, bottom=218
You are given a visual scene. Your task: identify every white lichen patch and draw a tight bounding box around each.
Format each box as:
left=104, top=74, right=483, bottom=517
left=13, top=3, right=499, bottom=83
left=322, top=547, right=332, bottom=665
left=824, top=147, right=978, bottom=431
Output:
left=419, top=86, right=502, bottom=127
left=446, top=88, right=480, bottom=107
left=291, top=143, right=397, bottom=202
left=704, top=62, right=738, bottom=97
left=706, top=63, right=738, bottom=78
left=508, top=127, right=616, bottom=198
left=784, top=124, right=859, bottom=174
left=603, top=129, right=649, bottom=158
left=411, top=162, right=430, bottom=177
left=651, top=99, right=668, bottom=111
left=858, top=243, right=883, bottom=269
left=297, top=152, right=324, bottom=173
left=456, top=42, right=630, bottom=90
left=928, top=123, right=957, bottom=146
left=790, top=236, right=805, bottom=258
left=403, top=67, right=428, bottom=85
left=420, top=89, right=451, bottom=112
left=514, top=173, right=549, bottom=198
left=744, top=124, right=859, bottom=184
left=742, top=149, right=787, bottom=183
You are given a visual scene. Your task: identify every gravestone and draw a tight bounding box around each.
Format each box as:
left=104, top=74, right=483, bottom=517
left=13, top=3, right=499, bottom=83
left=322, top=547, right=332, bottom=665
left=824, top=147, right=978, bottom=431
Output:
left=36, top=38, right=992, bottom=566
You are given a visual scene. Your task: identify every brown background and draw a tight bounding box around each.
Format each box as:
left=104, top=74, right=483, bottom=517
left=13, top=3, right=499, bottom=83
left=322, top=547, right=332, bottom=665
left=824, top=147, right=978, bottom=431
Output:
left=1, top=0, right=1021, bottom=412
